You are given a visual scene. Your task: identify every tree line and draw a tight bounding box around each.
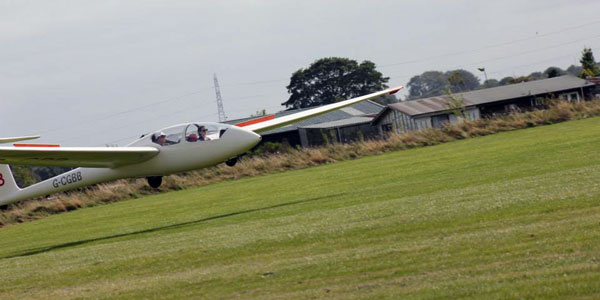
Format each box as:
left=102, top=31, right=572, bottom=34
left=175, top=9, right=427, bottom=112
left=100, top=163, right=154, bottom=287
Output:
left=282, top=47, right=600, bottom=108
left=405, top=65, right=578, bottom=100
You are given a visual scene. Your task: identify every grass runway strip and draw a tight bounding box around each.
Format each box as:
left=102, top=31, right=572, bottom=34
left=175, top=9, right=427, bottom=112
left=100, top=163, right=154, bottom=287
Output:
left=0, top=117, right=599, bottom=299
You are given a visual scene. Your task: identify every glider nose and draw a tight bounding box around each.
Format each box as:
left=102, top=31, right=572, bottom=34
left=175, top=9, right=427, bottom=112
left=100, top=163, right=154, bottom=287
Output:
left=228, top=126, right=262, bottom=149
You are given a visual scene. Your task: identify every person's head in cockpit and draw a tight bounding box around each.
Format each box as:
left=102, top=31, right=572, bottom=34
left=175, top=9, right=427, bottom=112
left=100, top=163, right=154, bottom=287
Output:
left=156, top=132, right=167, bottom=146
left=198, top=126, right=211, bottom=141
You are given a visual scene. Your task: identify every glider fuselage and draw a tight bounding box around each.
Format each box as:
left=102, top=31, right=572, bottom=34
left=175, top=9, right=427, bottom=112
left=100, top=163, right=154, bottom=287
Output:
left=0, top=124, right=261, bottom=205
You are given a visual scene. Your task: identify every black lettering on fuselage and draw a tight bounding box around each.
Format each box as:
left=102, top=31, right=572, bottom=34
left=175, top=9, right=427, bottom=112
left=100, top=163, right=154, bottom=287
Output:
left=53, top=171, right=83, bottom=189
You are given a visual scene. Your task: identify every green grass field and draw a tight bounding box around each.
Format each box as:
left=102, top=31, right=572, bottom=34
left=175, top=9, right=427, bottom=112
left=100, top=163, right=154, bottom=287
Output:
left=0, top=117, right=599, bottom=299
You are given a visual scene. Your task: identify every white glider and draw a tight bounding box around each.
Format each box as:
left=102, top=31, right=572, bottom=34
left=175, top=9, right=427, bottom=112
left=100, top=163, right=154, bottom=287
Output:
left=0, top=86, right=402, bottom=205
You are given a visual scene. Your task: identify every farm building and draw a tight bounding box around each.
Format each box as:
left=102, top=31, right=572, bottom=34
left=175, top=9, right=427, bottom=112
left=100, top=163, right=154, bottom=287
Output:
left=373, top=75, right=599, bottom=134
left=298, top=116, right=378, bottom=147
left=226, top=100, right=385, bottom=148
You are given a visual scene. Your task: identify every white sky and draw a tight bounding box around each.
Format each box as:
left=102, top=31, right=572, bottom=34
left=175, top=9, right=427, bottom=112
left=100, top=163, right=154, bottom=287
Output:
left=1, top=0, right=599, bottom=146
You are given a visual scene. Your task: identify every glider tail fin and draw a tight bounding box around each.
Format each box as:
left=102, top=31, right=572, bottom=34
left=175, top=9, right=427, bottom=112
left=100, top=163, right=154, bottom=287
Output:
left=0, top=164, right=21, bottom=204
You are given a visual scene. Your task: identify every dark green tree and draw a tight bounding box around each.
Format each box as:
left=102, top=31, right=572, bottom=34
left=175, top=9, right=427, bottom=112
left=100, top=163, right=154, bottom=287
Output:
left=444, top=87, right=466, bottom=119
left=499, top=76, right=534, bottom=86
left=579, top=47, right=600, bottom=78
left=406, top=71, right=447, bottom=99
left=499, top=76, right=514, bottom=86
left=482, top=79, right=500, bottom=88
left=10, top=165, right=39, bottom=188
left=528, top=72, right=543, bottom=80
left=543, top=67, right=566, bottom=78
left=31, top=166, right=71, bottom=181
left=445, top=69, right=480, bottom=93
left=509, top=76, right=535, bottom=84
left=407, top=70, right=480, bottom=99
left=282, top=57, right=389, bottom=109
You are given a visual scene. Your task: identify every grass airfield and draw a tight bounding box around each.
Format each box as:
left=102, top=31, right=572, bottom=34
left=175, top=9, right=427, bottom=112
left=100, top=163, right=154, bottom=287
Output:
left=0, top=118, right=599, bottom=299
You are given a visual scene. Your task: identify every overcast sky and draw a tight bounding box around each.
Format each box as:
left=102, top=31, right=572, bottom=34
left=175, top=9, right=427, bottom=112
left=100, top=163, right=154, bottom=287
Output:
left=2, top=0, right=600, bottom=146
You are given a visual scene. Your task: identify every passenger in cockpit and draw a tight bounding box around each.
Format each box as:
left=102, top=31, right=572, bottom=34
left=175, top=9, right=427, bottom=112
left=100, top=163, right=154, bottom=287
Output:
left=186, top=133, right=198, bottom=142
left=198, top=126, right=211, bottom=141
left=154, top=132, right=168, bottom=146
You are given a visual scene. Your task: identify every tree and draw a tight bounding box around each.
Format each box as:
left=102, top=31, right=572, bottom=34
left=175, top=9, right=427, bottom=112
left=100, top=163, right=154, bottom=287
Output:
left=445, top=69, right=480, bottom=93
left=407, top=70, right=480, bottom=99
left=10, top=165, right=39, bottom=188
left=510, top=76, right=535, bottom=84
left=499, top=77, right=514, bottom=86
left=444, top=88, right=466, bottom=119
left=282, top=57, right=389, bottom=109
left=543, top=67, right=565, bottom=78
left=499, top=76, right=534, bottom=86
left=519, top=76, right=535, bottom=83
left=528, top=72, right=543, bottom=80
left=406, top=71, right=447, bottom=99
left=31, top=166, right=71, bottom=181
left=579, top=47, right=600, bottom=78
left=482, top=79, right=500, bottom=89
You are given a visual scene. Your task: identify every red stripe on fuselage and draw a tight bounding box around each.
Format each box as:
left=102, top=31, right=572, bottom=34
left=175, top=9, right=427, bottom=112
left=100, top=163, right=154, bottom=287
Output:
left=13, top=143, right=60, bottom=147
left=235, top=114, right=275, bottom=127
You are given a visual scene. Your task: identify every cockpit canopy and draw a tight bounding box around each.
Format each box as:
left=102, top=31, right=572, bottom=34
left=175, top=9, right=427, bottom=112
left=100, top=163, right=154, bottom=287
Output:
left=129, top=122, right=231, bottom=147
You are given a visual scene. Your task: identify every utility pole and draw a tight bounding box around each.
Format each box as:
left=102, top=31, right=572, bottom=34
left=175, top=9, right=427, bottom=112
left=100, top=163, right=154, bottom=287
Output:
left=213, top=73, right=227, bottom=122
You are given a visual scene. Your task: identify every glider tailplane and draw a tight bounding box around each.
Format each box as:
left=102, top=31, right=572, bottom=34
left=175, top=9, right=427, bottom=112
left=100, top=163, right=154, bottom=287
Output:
left=0, top=164, right=20, bottom=204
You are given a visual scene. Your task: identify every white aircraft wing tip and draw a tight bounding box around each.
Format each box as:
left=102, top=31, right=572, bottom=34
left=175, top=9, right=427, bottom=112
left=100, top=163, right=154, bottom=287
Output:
left=0, top=135, right=41, bottom=144
left=388, top=86, right=404, bottom=94
left=244, top=86, right=404, bottom=133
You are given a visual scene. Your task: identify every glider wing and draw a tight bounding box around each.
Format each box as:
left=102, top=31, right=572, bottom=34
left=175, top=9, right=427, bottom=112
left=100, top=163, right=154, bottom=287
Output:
left=242, top=86, right=403, bottom=133
left=0, top=136, right=40, bottom=144
left=0, top=146, right=159, bottom=168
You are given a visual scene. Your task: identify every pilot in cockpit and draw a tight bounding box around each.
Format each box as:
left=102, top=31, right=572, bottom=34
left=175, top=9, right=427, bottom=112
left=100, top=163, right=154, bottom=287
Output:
left=198, top=126, right=211, bottom=141
left=154, top=132, right=168, bottom=146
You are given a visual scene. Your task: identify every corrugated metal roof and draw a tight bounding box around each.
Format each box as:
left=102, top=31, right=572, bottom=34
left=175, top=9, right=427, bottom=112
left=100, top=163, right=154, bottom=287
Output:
left=300, top=116, right=373, bottom=129
left=389, top=75, right=595, bottom=116
left=340, top=106, right=364, bottom=116
left=226, top=100, right=384, bottom=134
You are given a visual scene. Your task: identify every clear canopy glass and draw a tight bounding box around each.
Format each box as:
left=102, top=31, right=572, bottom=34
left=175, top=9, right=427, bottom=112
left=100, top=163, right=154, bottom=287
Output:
left=129, top=122, right=231, bottom=147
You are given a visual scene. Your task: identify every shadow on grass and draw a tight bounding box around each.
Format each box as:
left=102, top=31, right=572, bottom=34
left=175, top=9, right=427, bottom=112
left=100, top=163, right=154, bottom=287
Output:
left=2, top=193, right=345, bottom=259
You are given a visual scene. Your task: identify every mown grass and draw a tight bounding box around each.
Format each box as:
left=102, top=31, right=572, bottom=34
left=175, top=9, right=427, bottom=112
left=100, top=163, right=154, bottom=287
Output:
left=3, top=99, right=600, bottom=227
left=0, top=116, right=598, bottom=299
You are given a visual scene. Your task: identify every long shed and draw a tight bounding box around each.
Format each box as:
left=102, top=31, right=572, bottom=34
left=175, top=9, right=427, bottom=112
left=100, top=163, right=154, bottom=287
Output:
left=373, top=75, right=598, bottom=134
